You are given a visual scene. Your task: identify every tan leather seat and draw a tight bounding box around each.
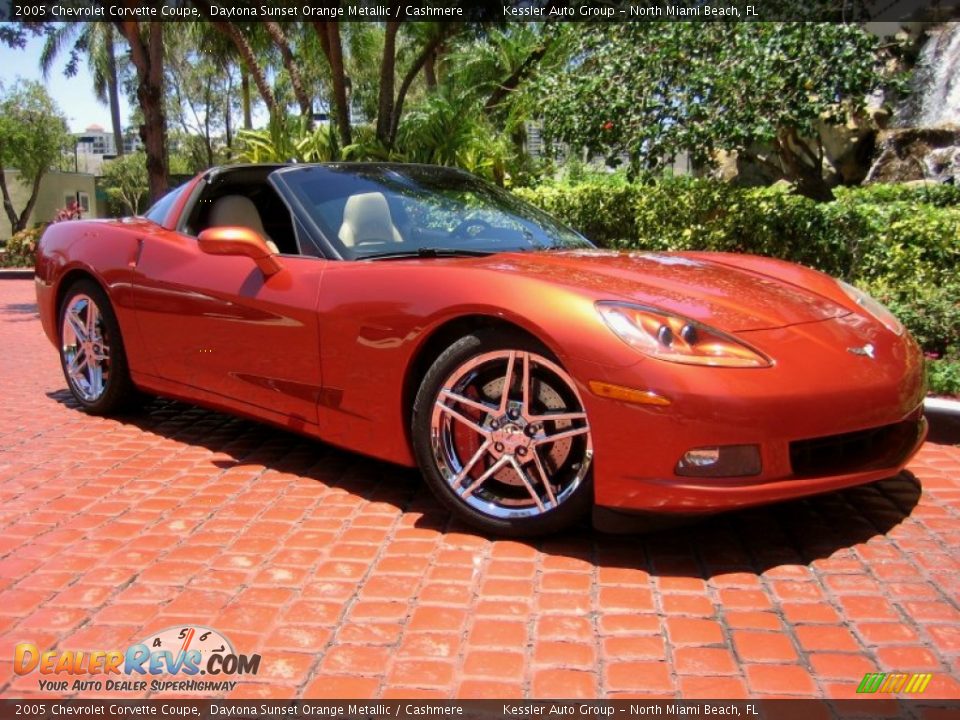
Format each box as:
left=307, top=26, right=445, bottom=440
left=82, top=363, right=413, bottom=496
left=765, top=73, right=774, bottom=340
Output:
left=338, top=192, right=404, bottom=247
left=208, top=195, right=279, bottom=254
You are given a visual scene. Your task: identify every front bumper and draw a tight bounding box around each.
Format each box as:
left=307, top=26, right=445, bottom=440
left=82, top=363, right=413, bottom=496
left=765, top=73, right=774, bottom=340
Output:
left=577, top=318, right=927, bottom=513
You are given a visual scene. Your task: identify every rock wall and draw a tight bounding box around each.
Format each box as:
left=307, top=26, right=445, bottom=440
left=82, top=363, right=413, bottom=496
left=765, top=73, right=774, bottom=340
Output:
left=866, top=127, right=960, bottom=184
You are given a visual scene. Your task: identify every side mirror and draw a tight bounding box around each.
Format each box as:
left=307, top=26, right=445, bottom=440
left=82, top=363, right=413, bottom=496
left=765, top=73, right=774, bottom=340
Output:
left=197, top=226, right=283, bottom=277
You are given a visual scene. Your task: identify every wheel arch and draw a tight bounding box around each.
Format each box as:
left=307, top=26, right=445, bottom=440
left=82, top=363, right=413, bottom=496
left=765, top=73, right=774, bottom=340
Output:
left=54, top=268, right=110, bottom=323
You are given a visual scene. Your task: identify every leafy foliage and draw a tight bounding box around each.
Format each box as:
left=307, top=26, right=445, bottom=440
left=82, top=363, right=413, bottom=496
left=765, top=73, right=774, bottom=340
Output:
left=537, top=23, right=888, bottom=199
left=928, top=357, right=960, bottom=397
left=236, top=93, right=524, bottom=186
left=393, top=89, right=513, bottom=183
left=236, top=116, right=341, bottom=164
left=101, top=152, right=149, bottom=215
left=0, top=225, right=44, bottom=268
left=53, top=201, right=83, bottom=223
left=0, top=80, right=71, bottom=234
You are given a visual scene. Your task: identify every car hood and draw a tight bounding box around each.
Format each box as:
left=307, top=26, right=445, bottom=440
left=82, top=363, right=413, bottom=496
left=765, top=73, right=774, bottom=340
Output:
left=474, top=250, right=850, bottom=332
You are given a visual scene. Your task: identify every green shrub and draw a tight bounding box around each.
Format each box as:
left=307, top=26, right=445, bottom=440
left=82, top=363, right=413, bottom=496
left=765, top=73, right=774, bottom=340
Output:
left=515, top=177, right=960, bottom=356
left=834, top=183, right=960, bottom=208
left=864, top=280, right=960, bottom=357
left=928, top=358, right=960, bottom=397
left=0, top=225, right=44, bottom=268
left=515, top=180, right=640, bottom=247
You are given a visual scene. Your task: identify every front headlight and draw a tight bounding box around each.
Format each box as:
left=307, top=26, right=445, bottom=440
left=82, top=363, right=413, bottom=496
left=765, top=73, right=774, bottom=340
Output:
left=836, top=280, right=904, bottom=336
left=596, top=302, right=772, bottom=368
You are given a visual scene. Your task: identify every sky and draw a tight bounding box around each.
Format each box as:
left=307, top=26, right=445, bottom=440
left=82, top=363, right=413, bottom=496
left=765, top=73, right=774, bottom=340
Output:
left=0, top=33, right=133, bottom=134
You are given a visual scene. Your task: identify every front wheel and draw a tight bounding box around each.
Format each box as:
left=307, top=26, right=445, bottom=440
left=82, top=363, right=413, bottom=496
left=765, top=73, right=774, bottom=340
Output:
left=412, top=330, right=594, bottom=536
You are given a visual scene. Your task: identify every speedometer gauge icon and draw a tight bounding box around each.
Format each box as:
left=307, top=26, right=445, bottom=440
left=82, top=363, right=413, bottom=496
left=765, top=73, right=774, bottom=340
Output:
left=139, top=625, right=234, bottom=667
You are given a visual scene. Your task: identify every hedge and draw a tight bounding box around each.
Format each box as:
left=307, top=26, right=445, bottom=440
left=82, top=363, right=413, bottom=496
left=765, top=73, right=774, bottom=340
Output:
left=515, top=177, right=960, bottom=394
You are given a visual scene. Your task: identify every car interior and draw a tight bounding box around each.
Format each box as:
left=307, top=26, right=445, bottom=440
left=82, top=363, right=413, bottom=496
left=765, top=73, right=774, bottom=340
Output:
left=182, top=166, right=304, bottom=256
left=337, top=192, right=405, bottom=247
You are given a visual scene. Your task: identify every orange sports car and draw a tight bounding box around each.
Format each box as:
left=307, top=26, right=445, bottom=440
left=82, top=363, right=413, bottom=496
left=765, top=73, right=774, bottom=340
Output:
left=35, top=164, right=927, bottom=536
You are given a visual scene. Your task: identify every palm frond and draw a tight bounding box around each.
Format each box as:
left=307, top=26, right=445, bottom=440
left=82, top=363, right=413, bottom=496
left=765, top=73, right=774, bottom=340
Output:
left=40, top=24, right=84, bottom=78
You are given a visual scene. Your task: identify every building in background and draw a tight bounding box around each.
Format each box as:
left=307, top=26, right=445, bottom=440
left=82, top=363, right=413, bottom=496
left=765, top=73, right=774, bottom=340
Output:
left=71, top=124, right=143, bottom=175
left=0, top=170, right=98, bottom=241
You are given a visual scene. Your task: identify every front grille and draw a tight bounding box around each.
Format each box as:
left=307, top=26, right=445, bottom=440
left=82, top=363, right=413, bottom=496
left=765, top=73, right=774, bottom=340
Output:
left=789, top=419, right=922, bottom=478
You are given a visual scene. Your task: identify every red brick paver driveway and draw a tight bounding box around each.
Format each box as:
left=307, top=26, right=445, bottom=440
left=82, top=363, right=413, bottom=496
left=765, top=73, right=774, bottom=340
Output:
left=0, top=278, right=958, bottom=700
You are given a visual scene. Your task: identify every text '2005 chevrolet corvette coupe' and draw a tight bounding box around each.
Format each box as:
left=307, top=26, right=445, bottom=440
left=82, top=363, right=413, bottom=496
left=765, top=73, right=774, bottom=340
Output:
left=35, top=163, right=927, bottom=535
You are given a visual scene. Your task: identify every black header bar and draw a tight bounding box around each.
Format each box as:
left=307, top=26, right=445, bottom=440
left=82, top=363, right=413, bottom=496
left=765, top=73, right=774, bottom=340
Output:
left=1, top=0, right=958, bottom=23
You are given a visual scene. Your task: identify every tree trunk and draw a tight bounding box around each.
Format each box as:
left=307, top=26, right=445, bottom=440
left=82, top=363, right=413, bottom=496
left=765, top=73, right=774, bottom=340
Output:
left=200, top=12, right=277, bottom=118
left=225, top=65, right=234, bottom=150
left=241, top=66, right=252, bottom=129
left=0, top=166, right=22, bottom=235
left=117, top=20, right=169, bottom=203
left=484, top=41, right=551, bottom=114
left=313, top=21, right=351, bottom=147
left=263, top=21, right=311, bottom=120
left=424, top=51, right=437, bottom=90
left=376, top=19, right=400, bottom=146
left=0, top=166, right=44, bottom=235
left=204, top=76, right=214, bottom=168
left=774, top=127, right=834, bottom=201
left=388, top=28, right=453, bottom=146
left=104, top=25, right=124, bottom=156
left=20, top=173, right=44, bottom=231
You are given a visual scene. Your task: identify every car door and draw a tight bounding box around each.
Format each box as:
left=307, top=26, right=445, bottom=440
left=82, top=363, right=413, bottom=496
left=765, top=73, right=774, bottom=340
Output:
left=130, top=230, right=325, bottom=427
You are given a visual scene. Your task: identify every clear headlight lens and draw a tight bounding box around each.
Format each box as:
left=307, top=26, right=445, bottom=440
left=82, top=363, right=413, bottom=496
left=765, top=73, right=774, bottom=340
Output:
left=597, top=302, right=772, bottom=368
left=836, top=280, right=903, bottom=335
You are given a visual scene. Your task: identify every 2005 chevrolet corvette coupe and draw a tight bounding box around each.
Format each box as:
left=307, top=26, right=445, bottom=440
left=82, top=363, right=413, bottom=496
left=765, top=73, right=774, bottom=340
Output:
left=35, top=163, right=927, bottom=535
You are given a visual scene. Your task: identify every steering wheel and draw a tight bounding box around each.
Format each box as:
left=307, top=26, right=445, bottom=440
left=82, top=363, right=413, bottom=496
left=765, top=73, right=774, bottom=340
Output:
left=451, top=217, right=493, bottom=239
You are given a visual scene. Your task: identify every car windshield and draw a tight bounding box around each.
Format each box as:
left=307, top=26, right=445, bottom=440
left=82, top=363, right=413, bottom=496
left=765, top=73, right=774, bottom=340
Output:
left=273, top=164, right=593, bottom=260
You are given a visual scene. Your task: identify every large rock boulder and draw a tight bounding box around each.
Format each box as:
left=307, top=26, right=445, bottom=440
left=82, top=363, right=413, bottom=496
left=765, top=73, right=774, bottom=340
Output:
left=865, top=126, right=960, bottom=184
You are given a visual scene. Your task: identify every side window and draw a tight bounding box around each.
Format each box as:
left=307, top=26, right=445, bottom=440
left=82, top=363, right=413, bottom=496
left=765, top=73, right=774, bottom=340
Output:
left=144, top=183, right=188, bottom=225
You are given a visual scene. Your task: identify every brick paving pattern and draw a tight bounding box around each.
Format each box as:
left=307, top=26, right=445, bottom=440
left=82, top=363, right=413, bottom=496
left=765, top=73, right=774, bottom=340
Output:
left=0, top=278, right=957, bottom=699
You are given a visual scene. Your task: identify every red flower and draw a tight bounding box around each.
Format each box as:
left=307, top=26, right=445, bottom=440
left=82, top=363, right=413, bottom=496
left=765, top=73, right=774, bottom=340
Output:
left=602, top=121, right=614, bottom=130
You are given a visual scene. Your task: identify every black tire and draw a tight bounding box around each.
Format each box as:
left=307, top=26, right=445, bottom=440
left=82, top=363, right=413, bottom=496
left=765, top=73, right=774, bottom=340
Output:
left=58, top=278, right=141, bottom=415
left=412, top=329, right=594, bottom=537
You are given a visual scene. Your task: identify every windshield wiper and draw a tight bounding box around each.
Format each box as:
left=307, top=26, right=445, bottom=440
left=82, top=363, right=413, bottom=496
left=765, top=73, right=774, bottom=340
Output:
left=360, top=247, right=494, bottom=261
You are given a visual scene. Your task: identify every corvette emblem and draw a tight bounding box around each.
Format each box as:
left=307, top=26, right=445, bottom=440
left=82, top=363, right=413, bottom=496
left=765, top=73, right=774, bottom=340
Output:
left=848, top=343, right=876, bottom=359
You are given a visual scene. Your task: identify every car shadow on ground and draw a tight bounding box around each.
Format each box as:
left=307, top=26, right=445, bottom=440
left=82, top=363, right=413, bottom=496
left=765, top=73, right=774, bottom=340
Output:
left=46, top=389, right=926, bottom=580
left=2, top=301, right=40, bottom=321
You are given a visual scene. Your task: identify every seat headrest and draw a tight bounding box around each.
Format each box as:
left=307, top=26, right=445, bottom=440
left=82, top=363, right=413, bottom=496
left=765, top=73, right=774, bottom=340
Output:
left=209, top=195, right=268, bottom=237
left=338, top=192, right=403, bottom=247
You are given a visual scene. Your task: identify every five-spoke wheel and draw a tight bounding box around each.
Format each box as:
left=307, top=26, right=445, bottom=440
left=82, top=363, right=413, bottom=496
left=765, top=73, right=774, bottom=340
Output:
left=58, top=279, right=138, bottom=415
left=413, top=331, right=593, bottom=535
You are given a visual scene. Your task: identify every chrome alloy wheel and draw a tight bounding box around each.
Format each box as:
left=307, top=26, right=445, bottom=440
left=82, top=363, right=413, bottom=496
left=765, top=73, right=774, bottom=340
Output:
left=429, top=350, right=593, bottom=519
left=61, top=294, right=111, bottom=402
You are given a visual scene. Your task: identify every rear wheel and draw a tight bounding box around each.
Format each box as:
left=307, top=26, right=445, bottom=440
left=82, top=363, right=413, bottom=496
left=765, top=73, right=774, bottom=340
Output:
left=58, top=279, right=139, bottom=415
left=412, top=330, right=593, bottom=536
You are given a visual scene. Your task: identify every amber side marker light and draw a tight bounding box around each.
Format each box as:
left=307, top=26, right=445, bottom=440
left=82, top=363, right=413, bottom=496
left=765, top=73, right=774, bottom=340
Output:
left=589, top=381, right=671, bottom=406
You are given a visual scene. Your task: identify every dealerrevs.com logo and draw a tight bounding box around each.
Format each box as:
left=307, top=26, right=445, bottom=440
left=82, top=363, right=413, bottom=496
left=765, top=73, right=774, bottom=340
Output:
left=14, top=626, right=261, bottom=693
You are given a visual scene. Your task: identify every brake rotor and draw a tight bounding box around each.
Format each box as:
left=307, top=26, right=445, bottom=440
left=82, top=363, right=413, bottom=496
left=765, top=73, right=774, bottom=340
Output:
left=481, top=376, right=572, bottom=487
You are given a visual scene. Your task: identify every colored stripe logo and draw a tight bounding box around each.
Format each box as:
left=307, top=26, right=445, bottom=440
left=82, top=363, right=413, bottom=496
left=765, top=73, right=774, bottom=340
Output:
left=857, top=672, right=932, bottom=693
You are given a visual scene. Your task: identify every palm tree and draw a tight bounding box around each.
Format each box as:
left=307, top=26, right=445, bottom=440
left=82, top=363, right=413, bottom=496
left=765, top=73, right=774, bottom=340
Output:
left=41, top=23, right=126, bottom=156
